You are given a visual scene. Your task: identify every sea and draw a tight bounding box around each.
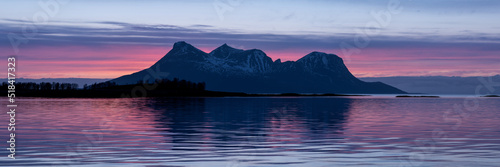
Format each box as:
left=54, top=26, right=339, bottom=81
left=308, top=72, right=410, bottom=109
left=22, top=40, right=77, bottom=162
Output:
left=1, top=95, right=499, bottom=166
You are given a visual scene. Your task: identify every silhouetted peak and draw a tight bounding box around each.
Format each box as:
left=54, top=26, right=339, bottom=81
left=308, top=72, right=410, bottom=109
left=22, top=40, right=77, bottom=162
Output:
left=297, top=51, right=343, bottom=67
left=213, top=43, right=240, bottom=52
left=302, top=51, right=341, bottom=60
left=172, top=41, right=199, bottom=50
left=210, top=43, right=244, bottom=57
left=307, top=51, right=328, bottom=57
left=173, top=41, right=188, bottom=47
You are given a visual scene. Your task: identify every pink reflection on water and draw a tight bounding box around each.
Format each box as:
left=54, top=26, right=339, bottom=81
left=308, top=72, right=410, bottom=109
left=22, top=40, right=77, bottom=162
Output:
left=16, top=98, right=168, bottom=152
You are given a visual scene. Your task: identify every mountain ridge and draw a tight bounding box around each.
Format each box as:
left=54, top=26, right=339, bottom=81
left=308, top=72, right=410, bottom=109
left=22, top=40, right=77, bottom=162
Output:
left=110, top=41, right=406, bottom=94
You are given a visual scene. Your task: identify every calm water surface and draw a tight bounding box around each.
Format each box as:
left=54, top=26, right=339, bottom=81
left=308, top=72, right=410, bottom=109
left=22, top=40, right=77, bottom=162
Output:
left=1, top=96, right=499, bottom=166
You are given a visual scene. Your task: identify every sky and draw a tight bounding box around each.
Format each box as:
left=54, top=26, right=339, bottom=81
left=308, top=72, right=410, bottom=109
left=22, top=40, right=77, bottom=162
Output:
left=1, top=0, right=499, bottom=78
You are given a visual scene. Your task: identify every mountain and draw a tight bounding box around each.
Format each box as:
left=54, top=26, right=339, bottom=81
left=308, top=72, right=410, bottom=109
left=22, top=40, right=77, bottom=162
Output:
left=110, top=41, right=406, bottom=94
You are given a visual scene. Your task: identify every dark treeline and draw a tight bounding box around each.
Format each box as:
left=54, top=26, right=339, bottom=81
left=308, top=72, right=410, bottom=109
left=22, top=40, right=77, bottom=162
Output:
left=1, top=78, right=215, bottom=98
left=1, top=82, right=78, bottom=91
left=83, top=78, right=206, bottom=91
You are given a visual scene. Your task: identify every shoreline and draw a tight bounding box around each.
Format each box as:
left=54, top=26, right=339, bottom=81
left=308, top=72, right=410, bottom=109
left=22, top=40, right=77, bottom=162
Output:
left=3, top=89, right=371, bottom=98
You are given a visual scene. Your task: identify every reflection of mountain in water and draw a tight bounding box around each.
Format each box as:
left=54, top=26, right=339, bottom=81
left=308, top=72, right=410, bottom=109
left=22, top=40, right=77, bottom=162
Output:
left=144, top=97, right=353, bottom=145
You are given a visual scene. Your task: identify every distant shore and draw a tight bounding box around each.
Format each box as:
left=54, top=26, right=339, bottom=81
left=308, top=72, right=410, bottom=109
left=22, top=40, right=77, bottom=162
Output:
left=396, top=95, right=440, bottom=98
left=6, top=89, right=368, bottom=98
left=1, top=80, right=372, bottom=98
